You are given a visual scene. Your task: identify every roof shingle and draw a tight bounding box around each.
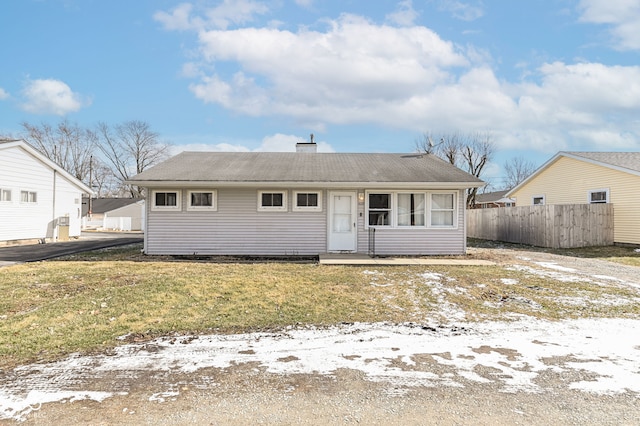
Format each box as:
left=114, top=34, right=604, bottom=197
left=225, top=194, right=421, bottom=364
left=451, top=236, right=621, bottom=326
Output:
left=128, top=152, right=483, bottom=185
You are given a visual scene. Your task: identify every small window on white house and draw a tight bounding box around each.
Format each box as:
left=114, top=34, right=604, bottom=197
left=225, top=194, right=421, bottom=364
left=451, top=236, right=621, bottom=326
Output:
left=532, top=195, right=545, bottom=205
left=152, top=190, right=181, bottom=211
left=368, top=193, right=392, bottom=226
left=258, top=191, right=287, bottom=211
left=293, top=191, right=322, bottom=212
left=430, top=193, right=456, bottom=227
left=0, top=189, right=11, bottom=202
left=588, top=189, right=609, bottom=204
left=21, top=191, right=37, bottom=203
left=187, top=190, right=217, bottom=211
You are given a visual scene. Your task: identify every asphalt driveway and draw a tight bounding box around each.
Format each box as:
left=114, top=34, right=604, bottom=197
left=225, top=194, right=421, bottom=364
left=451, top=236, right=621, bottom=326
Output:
left=0, top=232, right=143, bottom=266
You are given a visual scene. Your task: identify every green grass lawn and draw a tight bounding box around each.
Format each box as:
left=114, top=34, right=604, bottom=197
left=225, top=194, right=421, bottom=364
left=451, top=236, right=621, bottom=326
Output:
left=1, top=243, right=638, bottom=369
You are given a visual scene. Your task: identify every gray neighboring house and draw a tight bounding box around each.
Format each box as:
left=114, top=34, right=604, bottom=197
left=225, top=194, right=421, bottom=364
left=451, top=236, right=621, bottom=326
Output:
left=127, top=143, right=484, bottom=256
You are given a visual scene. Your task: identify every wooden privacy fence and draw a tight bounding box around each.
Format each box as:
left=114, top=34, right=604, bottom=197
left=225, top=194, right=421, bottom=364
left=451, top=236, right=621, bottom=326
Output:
left=467, top=204, right=614, bottom=248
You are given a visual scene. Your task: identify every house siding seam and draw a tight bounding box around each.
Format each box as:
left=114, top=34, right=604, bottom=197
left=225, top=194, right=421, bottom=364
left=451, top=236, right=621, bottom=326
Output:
left=510, top=156, right=640, bottom=245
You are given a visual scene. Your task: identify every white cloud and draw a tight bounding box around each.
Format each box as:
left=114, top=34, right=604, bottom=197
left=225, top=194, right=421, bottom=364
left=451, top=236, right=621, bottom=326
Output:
left=154, top=0, right=269, bottom=31
left=20, top=79, right=88, bottom=115
left=154, top=3, right=199, bottom=31
left=161, top=6, right=640, bottom=154
left=254, top=133, right=334, bottom=152
left=169, top=134, right=334, bottom=155
left=0, top=88, right=9, bottom=100
left=294, top=0, right=314, bottom=8
left=189, top=14, right=468, bottom=121
left=437, top=0, right=484, bottom=22
left=386, top=0, right=419, bottom=27
left=578, top=0, right=640, bottom=50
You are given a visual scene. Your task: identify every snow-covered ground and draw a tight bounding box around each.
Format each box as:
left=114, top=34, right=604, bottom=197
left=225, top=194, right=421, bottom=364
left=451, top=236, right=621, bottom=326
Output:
left=2, top=318, right=639, bottom=422
left=2, top=252, right=640, bottom=422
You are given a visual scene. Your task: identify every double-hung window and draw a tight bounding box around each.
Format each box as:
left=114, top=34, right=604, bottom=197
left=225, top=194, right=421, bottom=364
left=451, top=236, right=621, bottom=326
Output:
left=0, top=188, right=11, bottom=202
left=368, top=193, right=391, bottom=226
left=21, top=191, right=37, bottom=203
left=430, top=193, right=455, bottom=227
left=258, top=191, right=287, bottom=211
left=187, top=190, right=217, bottom=211
left=152, top=190, right=181, bottom=211
left=397, top=193, right=426, bottom=226
left=366, top=191, right=457, bottom=228
left=293, top=191, right=322, bottom=212
left=588, top=189, right=609, bottom=204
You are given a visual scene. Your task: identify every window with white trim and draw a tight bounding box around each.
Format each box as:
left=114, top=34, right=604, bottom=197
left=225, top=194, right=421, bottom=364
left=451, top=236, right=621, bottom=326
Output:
left=20, top=191, right=37, bottom=203
left=258, top=191, right=287, bottom=211
left=0, top=189, right=11, bottom=202
left=366, top=191, right=458, bottom=228
left=588, top=189, right=609, bottom=204
left=430, top=193, right=455, bottom=227
left=532, top=195, right=545, bottom=205
left=293, top=191, right=322, bottom=212
left=152, top=190, right=181, bottom=211
left=187, top=190, right=217, bottom=211
left=397, top=193, right=426, bottom=227
left=368, top=193, right=391, bottom=226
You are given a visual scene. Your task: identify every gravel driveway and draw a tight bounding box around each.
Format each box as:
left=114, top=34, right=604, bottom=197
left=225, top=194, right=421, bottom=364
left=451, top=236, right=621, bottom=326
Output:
left=3, top=247, right=639, bottom=425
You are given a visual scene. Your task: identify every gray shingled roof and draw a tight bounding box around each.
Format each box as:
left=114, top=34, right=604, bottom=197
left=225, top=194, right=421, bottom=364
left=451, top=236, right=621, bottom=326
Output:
left=82, top=198, right=142, bottom=216
left=127, top=152, right=484, bottom=186
left=565, top=152, right=640, bottom=173
left=475, top=190, right=512, bottom=204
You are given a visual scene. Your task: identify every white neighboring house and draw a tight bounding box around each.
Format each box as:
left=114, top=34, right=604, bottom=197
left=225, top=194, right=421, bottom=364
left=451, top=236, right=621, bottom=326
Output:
left=82, top=198, right=145, bottom=231
left=0, top=139, right=93, bottom=245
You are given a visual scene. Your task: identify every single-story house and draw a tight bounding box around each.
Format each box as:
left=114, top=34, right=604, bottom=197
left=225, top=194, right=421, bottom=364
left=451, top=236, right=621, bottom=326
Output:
left=506, top=151, right=640, bottom=245
left=469, top=190, right=515, bottom=209
left=126, top=142, right=484, bottom=256
left=82, top=197, right=145, bottom=231
left=0, top=139, right=93, bottom=245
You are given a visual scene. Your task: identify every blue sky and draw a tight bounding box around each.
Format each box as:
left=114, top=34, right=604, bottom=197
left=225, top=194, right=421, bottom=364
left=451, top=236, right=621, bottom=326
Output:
left=1, top=0, right=639, bottom=188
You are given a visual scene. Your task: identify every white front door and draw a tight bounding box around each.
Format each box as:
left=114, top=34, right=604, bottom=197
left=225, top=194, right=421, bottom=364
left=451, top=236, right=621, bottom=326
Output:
left=328, top=191, right=357, bottom=252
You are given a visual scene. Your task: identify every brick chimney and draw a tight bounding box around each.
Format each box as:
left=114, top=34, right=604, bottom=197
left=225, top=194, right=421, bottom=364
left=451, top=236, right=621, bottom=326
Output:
left=296, top=133, right=317, bottom=153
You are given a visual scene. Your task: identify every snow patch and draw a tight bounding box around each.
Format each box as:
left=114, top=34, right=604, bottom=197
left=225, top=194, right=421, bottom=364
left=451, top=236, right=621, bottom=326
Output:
left=2, top=319, right=640, bottom=422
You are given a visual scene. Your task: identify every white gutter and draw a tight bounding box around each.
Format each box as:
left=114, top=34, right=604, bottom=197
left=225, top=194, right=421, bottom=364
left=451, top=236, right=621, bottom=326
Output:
left=126, top=180, right=485, bottom=189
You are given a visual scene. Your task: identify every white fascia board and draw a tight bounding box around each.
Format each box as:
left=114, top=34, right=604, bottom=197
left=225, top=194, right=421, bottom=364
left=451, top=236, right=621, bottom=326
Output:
left=128, top=180, right=485, bottom=189
left=3, top=140, right=94, bottom=194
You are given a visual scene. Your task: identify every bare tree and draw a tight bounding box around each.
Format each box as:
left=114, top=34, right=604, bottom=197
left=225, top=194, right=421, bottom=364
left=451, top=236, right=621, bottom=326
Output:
left=503, top=156, right=537, bottom=190
left=20, top=120, right=96, bottom=182
left=95, top=120, right=169, bottom=197
left=417, top=131, right=494, bottom=207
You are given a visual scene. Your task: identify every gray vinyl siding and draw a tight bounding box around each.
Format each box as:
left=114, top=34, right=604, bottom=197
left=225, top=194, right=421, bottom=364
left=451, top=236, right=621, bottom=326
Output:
left=356, top=189, right=467, bottom=255
left=145, top=187, right=468, bottom=256
left=146, top=188, right=327, bottom=255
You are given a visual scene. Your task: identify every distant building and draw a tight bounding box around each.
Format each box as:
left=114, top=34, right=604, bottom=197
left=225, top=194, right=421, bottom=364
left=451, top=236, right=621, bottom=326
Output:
left=470, top=190, right=515, bottom=209
left=82, top=198, right=145, bottom=231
